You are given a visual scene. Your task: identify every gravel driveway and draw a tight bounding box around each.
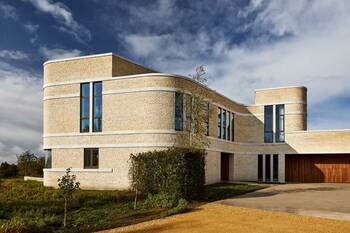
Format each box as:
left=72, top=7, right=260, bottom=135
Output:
left=99, top=203, right=350, bottom=233
left=221, top=183, right=350, bottom=221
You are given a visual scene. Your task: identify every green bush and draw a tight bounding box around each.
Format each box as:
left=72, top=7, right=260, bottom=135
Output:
left=142, top=193, right=177, bottom=209
left=0, top=162, right=18, bottom=178
left=129, top=147, right=205, bottom=200
left=160, top=198, right=188, bottom=218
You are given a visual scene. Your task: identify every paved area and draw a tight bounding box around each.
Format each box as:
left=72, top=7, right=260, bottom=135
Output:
left=220, top=183, right=350, bottom=221
left=100, top=203, right=350, bottom=233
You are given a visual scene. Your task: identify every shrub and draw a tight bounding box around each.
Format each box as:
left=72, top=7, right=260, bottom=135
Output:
left=142, top=193, right=177, bottom=209
left=160, top=198, right=188, bottom=218
left=0, top=162, right=18, bottom=178
left=129, top=147, right=205, bottom=201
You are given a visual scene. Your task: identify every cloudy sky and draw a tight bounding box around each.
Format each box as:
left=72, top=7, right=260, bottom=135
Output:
left=1, top=0, right=350, bottom=163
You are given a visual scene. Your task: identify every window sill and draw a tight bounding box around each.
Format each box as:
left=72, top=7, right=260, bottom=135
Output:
left=43, top=168, right=113, bottom=173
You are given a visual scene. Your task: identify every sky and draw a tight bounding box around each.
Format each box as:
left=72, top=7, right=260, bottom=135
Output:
left=1, top=0, right=350, bottom=163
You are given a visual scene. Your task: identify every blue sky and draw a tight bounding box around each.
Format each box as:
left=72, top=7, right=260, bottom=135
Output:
left=1, top=0, right=350, bottom=162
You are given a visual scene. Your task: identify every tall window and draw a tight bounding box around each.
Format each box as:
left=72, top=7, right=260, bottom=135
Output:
left=217, top=107, right=222, bottom=138
left=227, top=111, right=231, bottom=140
left=93, top=82, right=102, bottom=132
left=175, top=92, right=183, bottom=131
left=231, top=113, right=235, bottom=141
left=258, top=154, right=263, bottom=181
left=265, top=154, right=271, bottom=181
left=80, top=83, right=90, bottom=132
left=273, top=154, right=279, bottom=181
left=264, top=105, right=273, bottom=143
left=222, top=109, right=226, bottom=139
left=275, top=104, right=285, bottom=142
left=184, top=94, right=192, bottom=131
left=204, top=102, right=209, bottom=136
left=44, top=149, right=52, bottom=168
left=84, top=148, right=99, bottom=169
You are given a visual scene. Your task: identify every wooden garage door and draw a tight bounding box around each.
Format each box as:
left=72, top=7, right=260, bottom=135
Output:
left=285, top=154, right=350, bottom=183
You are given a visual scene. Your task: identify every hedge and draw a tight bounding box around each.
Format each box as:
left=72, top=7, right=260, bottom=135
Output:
left=129, top=147, right=205, bottom=200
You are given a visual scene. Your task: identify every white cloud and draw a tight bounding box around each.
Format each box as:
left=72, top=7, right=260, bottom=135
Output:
left=0, top=2, right=18, bottom=20
left=39, top=46, right=82, bottom=60
left=0, top=61, right=43, bottom=163
left=0, top=50, right=29, bottom=60
left=123, top=0, right=350, bottom=130
left=26, top=0, right=91, bottom=42
left=24, top=23, right=40, bottom=34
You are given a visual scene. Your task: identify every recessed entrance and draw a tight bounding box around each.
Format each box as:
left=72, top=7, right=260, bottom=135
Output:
left=221, top=153, right=233, bottom=181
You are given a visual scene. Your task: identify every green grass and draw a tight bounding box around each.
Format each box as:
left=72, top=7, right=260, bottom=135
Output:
left=0, top=179, right=264, bottom=233
left=203, top=183, right=266, bottom=202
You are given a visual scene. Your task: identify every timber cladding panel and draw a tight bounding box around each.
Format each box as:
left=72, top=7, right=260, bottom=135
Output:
left=285, top=154, right=350, bottom=183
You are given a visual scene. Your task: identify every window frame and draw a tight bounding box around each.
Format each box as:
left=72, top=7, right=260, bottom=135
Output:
left=204, top=102, right=210, bottom=136
left=264, top=105, right=273, bottom=143
left=273, top=154, right=279, bottom=181
left=44, top=149, right=52, bottom=169
left=84, top=148, right=99, bottom=169
left=275, top=104, right=285, bottom=143
left=92, top=81, right=103, bottom=132
left=217, top=107, right=222, bottom=138
left=80, top=83, right=90, bottom=133
left=175, top=92, right=184, bottom=131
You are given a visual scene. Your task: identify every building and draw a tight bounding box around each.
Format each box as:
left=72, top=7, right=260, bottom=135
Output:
left=43, top=53, right=350, bottom=189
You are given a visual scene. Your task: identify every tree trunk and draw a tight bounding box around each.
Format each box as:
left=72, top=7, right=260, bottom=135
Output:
left=134, top=189, right=138, bottom=210
left=64, top=198, right=67, bottom=227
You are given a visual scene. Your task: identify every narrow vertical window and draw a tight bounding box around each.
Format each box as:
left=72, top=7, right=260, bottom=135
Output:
left=204, top=102, right=209, bottom=136
left=265, top=154, right=271, bottom=181
left=275, top=104, right=285, bottom=143
left=80, top=83, right=90, bottom=132
left=258, top=154, right=263, bottom=181
left=217, top=107, right=222, bottom=138
left=264, top=105, right=273, bottom=143
left=231, top=113, right=235, bottom=141
left=273, top=154, right=279, bottom=182
left=175, top=92, right=183, bottom=131
left=184, top=94, right=192, bottom=131
left=93, top=82, right=102, bottom=132
left=227, top=111, right=231, bottom=141
left=44, top=149, right=52, bottom=169
left=222, top=109, right=226, bottom=139
left=84, top=148, right=99, bottom=169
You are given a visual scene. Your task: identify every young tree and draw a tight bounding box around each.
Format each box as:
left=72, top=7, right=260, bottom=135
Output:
left=17, top=150, right=37, bottom=176
left=17, top=151, right=45, bottom=177
left=57, top=168, right=80, bottom=227
left=180, top=65, right=211, bottom=149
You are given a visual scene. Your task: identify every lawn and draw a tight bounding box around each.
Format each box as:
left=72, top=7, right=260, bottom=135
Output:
left=0, top=179, right=263, bottom=233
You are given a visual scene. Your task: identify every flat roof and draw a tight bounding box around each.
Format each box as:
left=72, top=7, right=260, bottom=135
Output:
left=255, top=86, right=307, bottom=92
left=43, top=52, right=157, bottom=72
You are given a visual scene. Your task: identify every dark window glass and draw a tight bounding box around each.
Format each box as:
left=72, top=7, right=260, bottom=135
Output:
left=265, top=154, right=271, bottom=181
left=231, top=113, right=235, bottom=141
left=175, top=92, right=183, bottom=131
left=258, top=154, right=263, bottom=181
left=205, top=102, right=209, bottom=136
left=84, top=148, right=99, bottom=169
left=184, top=94, right=192, bottom=131
left=80, top=83, right=90, bottom=132
left=227, top=111, right=231, bottom=141
left=222, top=109, right=226, bottom=139
left=44, top=149, right=52, bottom=168
left=275, top=104, right=285, bottom=143
left=273, top=154, right=279, bottom=181
left=217, top=107, right=222, bottom=138
left=264, top=105, right=273, bottom=143
left=93, top=82, right=102, bottom=132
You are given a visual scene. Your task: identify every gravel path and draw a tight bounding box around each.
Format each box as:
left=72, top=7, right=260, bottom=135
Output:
left=99, top=203, right=350, bottom=233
